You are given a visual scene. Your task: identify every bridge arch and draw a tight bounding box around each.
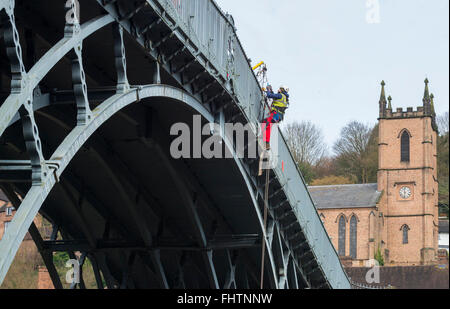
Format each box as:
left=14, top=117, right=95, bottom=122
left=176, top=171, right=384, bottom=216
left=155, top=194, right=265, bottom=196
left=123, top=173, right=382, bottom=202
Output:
left=0, top=84, right=281, bottom=288
left=1, top=0, right=350, bottom=289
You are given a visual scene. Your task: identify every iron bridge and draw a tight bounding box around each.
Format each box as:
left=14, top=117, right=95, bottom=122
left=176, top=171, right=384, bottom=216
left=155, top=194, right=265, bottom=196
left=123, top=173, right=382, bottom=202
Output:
left=0, top=0, right=350, bottom=289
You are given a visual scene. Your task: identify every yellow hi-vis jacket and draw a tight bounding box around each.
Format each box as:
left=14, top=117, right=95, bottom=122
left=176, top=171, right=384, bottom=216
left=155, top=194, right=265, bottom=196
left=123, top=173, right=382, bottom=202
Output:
left=271, top=94, right=288, bottom=114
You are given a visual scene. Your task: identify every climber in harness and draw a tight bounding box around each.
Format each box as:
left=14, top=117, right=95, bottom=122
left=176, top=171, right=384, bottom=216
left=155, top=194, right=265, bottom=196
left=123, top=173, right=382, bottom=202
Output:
left=262, top=85, right=289, bottom=149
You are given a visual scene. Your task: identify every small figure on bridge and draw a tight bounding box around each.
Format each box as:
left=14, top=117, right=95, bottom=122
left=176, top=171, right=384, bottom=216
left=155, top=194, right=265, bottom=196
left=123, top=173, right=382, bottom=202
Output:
left=262, top=85, right=290, bottom=149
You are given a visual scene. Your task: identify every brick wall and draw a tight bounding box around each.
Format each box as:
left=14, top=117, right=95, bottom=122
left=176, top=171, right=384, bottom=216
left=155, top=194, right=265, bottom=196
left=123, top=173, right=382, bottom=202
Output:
left=1, top=204, right=44, bottom=241
left=0, top=200, right=13, bottom=240
left=378, top=115, right=439, bottom=265
left=318, top=207, right=378, bottom=264
left=37, top=266, right=55, bottom=289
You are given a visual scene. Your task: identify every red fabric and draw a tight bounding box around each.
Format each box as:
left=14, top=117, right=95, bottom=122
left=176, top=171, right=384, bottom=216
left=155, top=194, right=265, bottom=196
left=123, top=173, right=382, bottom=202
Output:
left=262, top=111, right=280, bottom=143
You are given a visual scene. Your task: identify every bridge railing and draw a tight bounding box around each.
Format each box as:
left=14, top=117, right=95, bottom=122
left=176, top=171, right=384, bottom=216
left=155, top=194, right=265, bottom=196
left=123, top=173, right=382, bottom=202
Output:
left=272, top=128, right=351, bottom=289
left=163, top=0, right=229, bottom=78
left=160, top=0, right=264, bottom=123
left=156, top=0, right=351, bottom=288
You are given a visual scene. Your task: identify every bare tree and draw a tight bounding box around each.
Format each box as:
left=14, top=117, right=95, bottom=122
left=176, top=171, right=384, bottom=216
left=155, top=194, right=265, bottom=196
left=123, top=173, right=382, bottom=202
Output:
left=437, top=111, right=449, bottom=135
left=313, top=156, right=338, bottom=179
left=334, top=121, right=372, bottom=157
left=333, top=121, right=377, bottom=183
left=284, top=121, right=327, bottom=166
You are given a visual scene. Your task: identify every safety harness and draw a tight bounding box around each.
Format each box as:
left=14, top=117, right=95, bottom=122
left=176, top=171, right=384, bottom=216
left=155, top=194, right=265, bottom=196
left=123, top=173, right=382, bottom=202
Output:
left=271, top=93, right=289, bottom=116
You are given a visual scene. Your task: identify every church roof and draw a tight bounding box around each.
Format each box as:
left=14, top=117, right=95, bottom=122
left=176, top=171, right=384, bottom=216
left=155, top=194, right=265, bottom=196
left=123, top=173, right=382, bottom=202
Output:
left=308, top=183, right=382, bottom=210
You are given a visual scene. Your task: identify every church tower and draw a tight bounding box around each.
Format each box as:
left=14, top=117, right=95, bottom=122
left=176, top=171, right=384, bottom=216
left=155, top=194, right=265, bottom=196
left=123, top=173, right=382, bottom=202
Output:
left=377, top=80, right=439, bottom=265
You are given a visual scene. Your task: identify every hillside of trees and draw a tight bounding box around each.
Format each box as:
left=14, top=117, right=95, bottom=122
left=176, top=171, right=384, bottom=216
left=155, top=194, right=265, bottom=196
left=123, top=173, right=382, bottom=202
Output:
left=284, top=111, right=449, bottom=217
left=437, top=112, right=449, bottom=217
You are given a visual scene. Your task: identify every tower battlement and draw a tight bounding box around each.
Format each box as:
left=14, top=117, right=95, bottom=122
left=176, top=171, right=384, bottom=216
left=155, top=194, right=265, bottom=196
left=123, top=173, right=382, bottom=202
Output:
left=386, top=106, right=426, bottom=119
left=378, top=80, right=438, bottom=131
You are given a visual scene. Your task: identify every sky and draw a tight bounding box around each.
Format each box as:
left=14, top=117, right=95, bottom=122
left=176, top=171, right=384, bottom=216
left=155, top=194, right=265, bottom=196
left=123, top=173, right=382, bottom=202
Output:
left=214, top=0, right=449, bottom=153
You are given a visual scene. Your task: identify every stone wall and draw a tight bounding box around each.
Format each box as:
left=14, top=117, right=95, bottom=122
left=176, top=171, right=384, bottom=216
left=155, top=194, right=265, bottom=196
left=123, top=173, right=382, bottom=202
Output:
left=346, top=265, right=449, bottom=289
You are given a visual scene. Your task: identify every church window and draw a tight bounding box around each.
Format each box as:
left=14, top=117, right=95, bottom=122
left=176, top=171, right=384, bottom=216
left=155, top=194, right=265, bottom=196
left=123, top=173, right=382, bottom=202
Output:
left=401, top=225, right=410, bottom=244
left=401, top=131, right=410, bottom=162
left=350, top=216, right=357, bottom=259
left=338, top=216, right=346, bottom=256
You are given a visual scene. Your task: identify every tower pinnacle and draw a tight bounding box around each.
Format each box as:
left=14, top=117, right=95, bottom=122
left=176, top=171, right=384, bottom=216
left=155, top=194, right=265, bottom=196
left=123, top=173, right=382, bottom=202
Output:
left=380, top=80, right=387, bottom=102
left=423, top=79, right=432, bottom=115
left=379, top=81, right=387, bottom=117
left=423, top=78, right=430, bottom=101
left=430, top=93, right=436, bottom=115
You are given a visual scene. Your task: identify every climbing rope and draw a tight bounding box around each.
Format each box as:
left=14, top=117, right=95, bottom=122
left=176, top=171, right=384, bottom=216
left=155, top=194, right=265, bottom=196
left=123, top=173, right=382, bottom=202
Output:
left=260, top=168, right=270, bottom=289
left=253, top=61, right=272, bottom=289
left=253, top=61, right=271, bottom=122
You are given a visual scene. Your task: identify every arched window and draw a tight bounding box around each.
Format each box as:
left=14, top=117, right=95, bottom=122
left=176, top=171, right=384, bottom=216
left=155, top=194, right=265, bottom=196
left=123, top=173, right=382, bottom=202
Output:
left=401, top=225, right=410, bottom=244
left=401, top=131, right=410, bottom=162
left=338, top=216, right=346, bottom=256
left=369, top=211, right=376, bottom=240
left=350, top=216, right=358, bottom=259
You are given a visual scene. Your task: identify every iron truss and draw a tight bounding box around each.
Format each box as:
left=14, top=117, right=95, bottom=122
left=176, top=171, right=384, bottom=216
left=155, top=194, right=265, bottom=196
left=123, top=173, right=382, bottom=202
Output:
left=0, top=0, right=350, bottom=289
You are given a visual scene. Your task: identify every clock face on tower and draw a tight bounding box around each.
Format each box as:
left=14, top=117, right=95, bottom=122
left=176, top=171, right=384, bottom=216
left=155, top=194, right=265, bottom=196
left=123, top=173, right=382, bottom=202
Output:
left=399, top=186, right=412, bottom=199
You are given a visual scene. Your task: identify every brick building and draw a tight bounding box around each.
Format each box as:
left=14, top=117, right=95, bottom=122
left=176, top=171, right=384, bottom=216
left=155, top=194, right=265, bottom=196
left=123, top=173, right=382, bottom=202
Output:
left=0, top=190, right=14, bottom=240
left=309, top=184, right=382, bottom=266
left=0, top=190, right=46, bottom=242
left=309, top=80, right=440, bottom=267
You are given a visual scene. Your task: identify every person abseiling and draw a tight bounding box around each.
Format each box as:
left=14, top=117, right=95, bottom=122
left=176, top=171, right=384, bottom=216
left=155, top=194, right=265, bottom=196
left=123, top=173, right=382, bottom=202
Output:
left=262, top=85, right=290, bottom=149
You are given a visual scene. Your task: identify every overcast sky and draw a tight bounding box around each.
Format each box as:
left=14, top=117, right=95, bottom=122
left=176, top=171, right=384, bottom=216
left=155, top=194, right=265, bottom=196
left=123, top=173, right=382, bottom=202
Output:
left=215, top=0, right=449, bottom=153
